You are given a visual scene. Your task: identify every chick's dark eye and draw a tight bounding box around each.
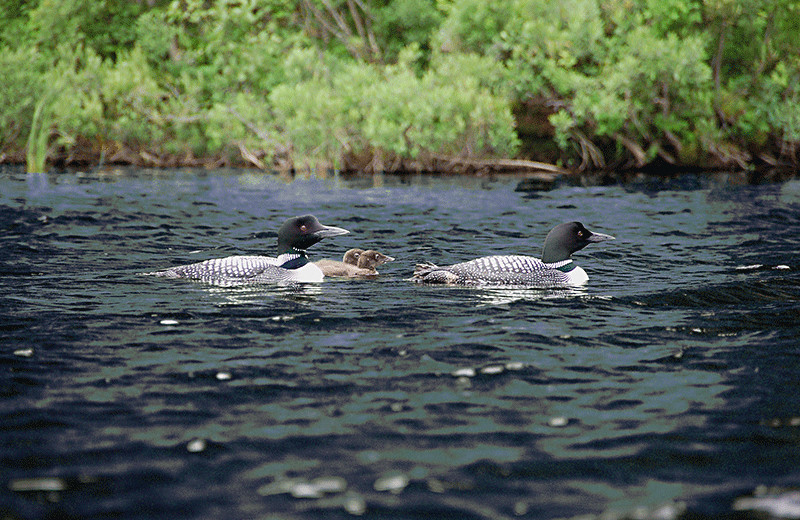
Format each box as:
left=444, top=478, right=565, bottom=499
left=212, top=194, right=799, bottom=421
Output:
left=577, top=230, right=584, bottom=238
left=300, top=224, right=307, bottom=232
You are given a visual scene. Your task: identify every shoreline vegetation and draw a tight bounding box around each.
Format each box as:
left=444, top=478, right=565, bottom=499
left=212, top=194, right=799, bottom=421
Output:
left=1, top=1, right=799, bottom=177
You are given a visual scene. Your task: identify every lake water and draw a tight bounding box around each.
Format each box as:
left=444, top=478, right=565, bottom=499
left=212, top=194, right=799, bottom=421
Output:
left=2, top=165, right=799, bottom=520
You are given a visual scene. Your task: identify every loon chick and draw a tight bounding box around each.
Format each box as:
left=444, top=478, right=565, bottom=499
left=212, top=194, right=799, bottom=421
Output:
left=412, top=222, right=614, bottom=286
left=315, top=248, right=395, bottom=277
left=148, top=215, right=349, bottom=285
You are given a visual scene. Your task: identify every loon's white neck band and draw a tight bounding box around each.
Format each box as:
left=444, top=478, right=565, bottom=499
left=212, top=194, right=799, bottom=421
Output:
left=278, top=251, right=309, bottom=270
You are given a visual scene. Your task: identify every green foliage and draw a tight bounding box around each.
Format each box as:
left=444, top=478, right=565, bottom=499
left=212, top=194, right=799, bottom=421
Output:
left=642, top=0, right=703, bottom=35
left=0, top=0, right=37, bottom=46
left=499, top=0, right=604, bottom=98
left=26, top=94, right=53, bottom=173
left=484, top=0, right=720, bottom=165
left=99, top=46, right=168, bottom=146
left=1, top=0, right=799, bottom=171
left=747, top=61, right=800, bottom=144
left=137, top=0, right=302, bottom=102
left=0, top=45, right=46, bottom=154
left=46, top=45, right=105, bottom=144
left=584, top=28, right=713, bottom=137
left=270, top=48, right=518, bottom=166
left=435, top=0, right=513, bottom=54
left=373, top=0, right=444, bottom=64
left=29, top=0, right=147, bottom=59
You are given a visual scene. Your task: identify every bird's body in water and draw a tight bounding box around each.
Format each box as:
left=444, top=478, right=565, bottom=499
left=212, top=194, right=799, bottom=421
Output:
left=412, top=222, right=614, bottom=287
left=145, top=215, right=349, bottom=285
left=315, top=248, right=395, bottom=277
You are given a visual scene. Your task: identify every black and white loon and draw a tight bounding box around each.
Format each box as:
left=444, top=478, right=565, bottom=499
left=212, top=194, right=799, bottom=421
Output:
left=411, top=222, right=614, bottom=286
left=147, top=215, right=349, bottom=285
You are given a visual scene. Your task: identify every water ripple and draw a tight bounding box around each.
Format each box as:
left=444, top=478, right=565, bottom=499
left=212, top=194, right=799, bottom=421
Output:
left=2, top=167, right=800, bottom=519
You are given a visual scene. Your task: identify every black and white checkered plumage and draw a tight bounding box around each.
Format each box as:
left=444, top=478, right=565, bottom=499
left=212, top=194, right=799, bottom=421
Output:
left=411, top=222, right=614, bottom=287
left=413, top=256, right=578, bottom=286
left=145, top=215, right=348, bottom=286
left=151, top=253, right=313, bottom=286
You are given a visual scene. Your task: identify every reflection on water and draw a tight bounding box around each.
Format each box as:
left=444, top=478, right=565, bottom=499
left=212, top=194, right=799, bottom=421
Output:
left=203, top=282, right=325, bottom=306
left=475, top=286, right=588, bottom=306
left=1, top=166, right=799, bottom=520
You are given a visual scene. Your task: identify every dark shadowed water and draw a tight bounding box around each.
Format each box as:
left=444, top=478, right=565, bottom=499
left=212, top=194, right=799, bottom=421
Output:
left=2, top=166, right=800, bottom=520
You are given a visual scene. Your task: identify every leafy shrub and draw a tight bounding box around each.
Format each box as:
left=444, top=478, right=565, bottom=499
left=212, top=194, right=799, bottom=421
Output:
left=269, top=47, right=519, bottom=168
left=478, top=0, right=717, bottom=166
left=0, top=46, right=46, bottom=154
left=2, top=0, right=799, bottom=171
left=435, top=0, right=513, bottom=54
left=373, top=0, right=443, bottom=65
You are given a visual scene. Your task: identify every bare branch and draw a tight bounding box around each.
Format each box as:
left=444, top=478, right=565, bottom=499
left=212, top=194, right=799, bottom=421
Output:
left=351, top=0, right=382, bottom=61
left=301, top=0, right=381, bottom=62
left=302, top=0, right=364, bottom=60
left=226, top=106, right=288, bottom=156
left=346, top=0, right=367, bottom=43
left=320, top=0, right=355, bottom=41
left=237, top=143, right=267, bottom=169
left=614, top=132, right=647, bottom=168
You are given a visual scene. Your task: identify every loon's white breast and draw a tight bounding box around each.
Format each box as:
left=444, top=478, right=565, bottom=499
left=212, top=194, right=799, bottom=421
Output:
left=563, top=264, right=588, bottom=285
left=289, top=262, right=324, bottom=283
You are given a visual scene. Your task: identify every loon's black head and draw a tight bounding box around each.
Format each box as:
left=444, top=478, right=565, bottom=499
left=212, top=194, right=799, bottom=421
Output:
left=541, top=222, right=614, bottom=263
left=277, top=215, right=349, bottom=254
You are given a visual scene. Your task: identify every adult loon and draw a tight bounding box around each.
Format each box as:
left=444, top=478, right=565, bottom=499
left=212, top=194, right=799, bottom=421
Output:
left=411, top=222, right=614, bottom=286
left=147, top=215, right=349, bottom=285
left=315, top=248, right=395, bottom=277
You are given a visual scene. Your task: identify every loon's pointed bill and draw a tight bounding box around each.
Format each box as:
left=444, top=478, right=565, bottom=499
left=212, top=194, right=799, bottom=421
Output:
left=313, top=225, right=349, bottom=239
left=412, top=222, right=614, bottom=287
left=586, top=231, right=615, bottom=243
left=145, top=215, right=349, bottom=285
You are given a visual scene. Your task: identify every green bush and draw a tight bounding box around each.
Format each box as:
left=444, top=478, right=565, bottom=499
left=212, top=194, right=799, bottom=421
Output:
left=435, top=0, right=513, bottom=54
left=269, top=47, right=519, bottom=168
left=745, top=61, right=800, bottom=151
left=1, top=0, right=798, bottom=171
left=0, top=46, right=46, bottom=154
left=472, top=0, right=717, bottom=166
left=29, top=0, right=146, bottom=59
left=373, top=0, right=443, bottom=65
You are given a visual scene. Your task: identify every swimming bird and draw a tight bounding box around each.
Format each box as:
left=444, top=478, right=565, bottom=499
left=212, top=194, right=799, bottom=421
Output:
left=147, top=215, right=349, bottom=285
left=411, top=222, right=614, bottom=286
left=315, top=248, right=395, bottom=277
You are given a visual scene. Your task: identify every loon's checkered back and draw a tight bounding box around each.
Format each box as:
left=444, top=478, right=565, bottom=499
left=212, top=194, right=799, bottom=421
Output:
left=413, top=255, right=578, bottom=286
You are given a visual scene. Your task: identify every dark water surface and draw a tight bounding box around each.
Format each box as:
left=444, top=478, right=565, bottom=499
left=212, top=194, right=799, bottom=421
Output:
left=2, top=166, right=800, bottom=519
